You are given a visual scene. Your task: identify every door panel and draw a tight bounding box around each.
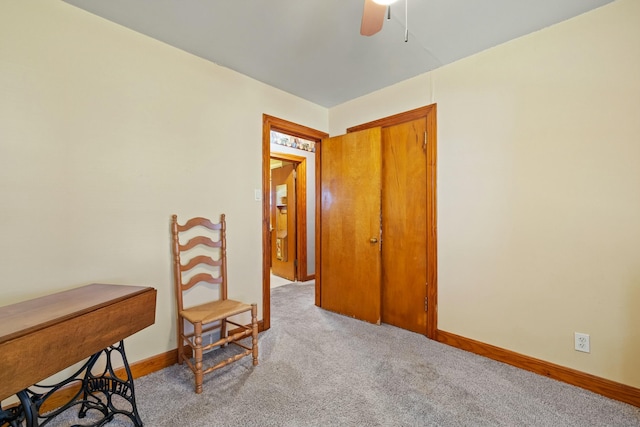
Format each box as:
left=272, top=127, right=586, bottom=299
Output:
left=381, top=118, right=428, bottom=334
left=271, top=163, right=296, bottom=281
left=320, top=128, right=382, bottom=324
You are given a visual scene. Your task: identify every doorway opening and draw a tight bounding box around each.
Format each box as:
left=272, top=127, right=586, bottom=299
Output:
left=262, top=115, right=328, bottom=330
left=269, top=156, right=300, bottom=284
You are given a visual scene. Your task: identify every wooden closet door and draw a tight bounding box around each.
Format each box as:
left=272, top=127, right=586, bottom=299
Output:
left=381, top=118, right=428, bottom=334
left=319, top=128, right=382, bottom=324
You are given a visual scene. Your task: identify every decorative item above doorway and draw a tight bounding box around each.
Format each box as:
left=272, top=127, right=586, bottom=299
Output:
left=270, top=131, right=315, bottom=152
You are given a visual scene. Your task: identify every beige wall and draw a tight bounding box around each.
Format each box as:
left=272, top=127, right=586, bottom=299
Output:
left=330, top=0, right=640, bottom=388
left=0, top=0, right=327, bottom=373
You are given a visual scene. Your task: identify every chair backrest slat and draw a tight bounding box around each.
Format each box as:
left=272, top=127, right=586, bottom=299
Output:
left=171, top=214, right=228, bottom=311
left=182, top=273, right=223, bottom=291
left=180, top=235, right=222, bottom=252
left=181, top=255, right=222, bottom=273
left=177, top=217, right=222, bottom=232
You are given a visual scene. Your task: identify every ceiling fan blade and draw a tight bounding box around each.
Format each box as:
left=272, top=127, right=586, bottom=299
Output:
left=360, top=0, right=386, bottom=36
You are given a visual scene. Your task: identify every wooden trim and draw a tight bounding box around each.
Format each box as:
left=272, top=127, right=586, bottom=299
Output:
left=126, top=348, right=179, bottom=378
left=347, top=105, right=436, bottom=133
left=342, top=104, right=438, bottom=339
left=262, top=115, right=328, bottom=330
left=296, top=159, right=308, bottom=281
left=436, top=329, right=640, bottom=408
left=425, top=105, right=438, bottom=339
left=262, top=117, right=273, bottom=331
left=314, top=135, right=322, bottom=307
left=268, top=118, right=328, bottom=143
left=300, top=273, right=315, bottom=282
left=270, top=153, right=307, bottom=163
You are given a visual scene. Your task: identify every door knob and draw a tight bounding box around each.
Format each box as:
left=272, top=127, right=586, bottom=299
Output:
left=370, top=238, right=378, bottom=243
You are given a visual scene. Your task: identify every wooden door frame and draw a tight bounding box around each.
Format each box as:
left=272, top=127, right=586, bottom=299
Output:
left=345, top=104, right=438, bottom=339
left=269, top=154, right=305, bottom=281
left=262, top=115, right=328, bottom=330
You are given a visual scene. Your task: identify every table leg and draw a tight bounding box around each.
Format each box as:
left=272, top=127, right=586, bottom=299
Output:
left=78, top=341, right=143, bottom=426
left=17, top=390, right=38, bottom=427
left=0, top=395, right=30, bottom=427
left=10, top=341, right=143, bottom=427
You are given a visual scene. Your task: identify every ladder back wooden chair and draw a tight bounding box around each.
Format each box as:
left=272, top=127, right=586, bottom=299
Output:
left=171, top=214, right=258, bottom=394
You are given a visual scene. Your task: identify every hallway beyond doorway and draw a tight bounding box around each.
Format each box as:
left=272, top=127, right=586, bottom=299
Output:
left=270, top=271, right=314, bottom=289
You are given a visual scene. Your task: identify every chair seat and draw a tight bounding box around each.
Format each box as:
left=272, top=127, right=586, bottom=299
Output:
left=180, top=299, right=253, bottom=325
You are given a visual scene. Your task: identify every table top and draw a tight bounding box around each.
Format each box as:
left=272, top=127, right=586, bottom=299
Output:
left=0, top=284, right=152, bottom=344
left=0, top=283, right=156, bottom=401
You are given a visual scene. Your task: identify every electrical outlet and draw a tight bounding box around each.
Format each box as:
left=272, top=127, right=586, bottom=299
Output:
left=574, top=332, right=590, bottom=353
left=201, top=332, right=217, bottom=353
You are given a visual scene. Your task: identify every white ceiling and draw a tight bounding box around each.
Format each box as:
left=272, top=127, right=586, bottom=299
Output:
left=62, top=0, right=614, bottom=107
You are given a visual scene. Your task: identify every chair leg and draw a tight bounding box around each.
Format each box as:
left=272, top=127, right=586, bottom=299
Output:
left=177, top=317, right=184, bottom=365
left=193, top=322, right=204, bottom=394
left=251, top=303, right=258, bottom=366
left=221, top=319, right=227, bottom=347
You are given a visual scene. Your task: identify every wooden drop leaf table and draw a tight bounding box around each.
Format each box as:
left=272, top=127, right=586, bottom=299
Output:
left=0, top=284, right=157, bottom=427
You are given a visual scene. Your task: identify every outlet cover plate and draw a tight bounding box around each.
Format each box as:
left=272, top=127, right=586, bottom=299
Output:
left=574, top=332, right=590, bottom=353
